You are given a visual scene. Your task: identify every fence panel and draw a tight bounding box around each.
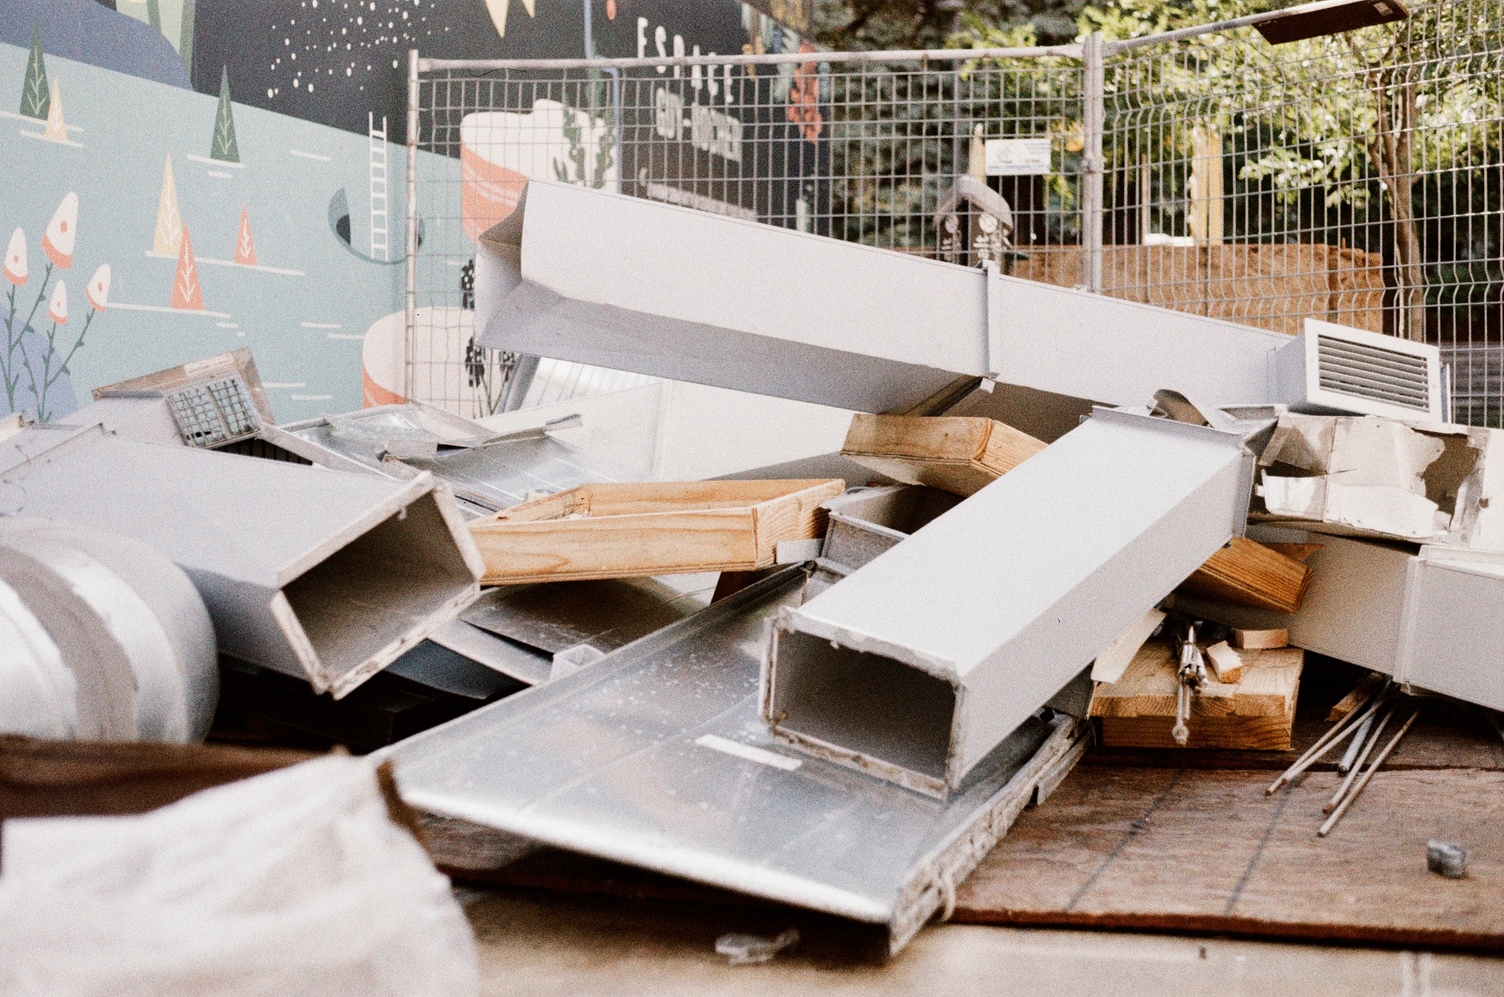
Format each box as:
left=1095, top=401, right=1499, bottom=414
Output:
left=407, top=4, right=1502, bottom=425
left=406, top=49, right=1086, bottom=419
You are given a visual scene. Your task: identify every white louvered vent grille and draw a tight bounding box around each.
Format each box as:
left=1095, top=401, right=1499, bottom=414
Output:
left=1315, top=335, right=1432, bottom=413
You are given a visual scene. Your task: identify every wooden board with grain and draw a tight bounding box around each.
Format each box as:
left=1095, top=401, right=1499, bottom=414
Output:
left=1091, top=642, right=1303, bottom=750
left=1177, top=537, right=1313, bottom=613
left=469, top=479, right=844, bottom=585
left=840, top=414, right=1045, bottom=497
left=953, top=765, right=1504, bottom=950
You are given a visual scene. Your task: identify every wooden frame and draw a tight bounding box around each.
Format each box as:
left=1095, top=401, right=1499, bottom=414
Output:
left=469, top=479, right=844, bottom=584
left=840, top=414, right=1046, bottom=497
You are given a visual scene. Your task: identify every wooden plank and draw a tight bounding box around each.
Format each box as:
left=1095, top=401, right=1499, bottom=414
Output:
left=1233, top=627, right=1289, bottom=649
left=1177, top=537, right=1313, bottom=613
left=840, top=414, right=1045, bottom=497
left=1329, top=671, right=1387, bottom=722
left=470, top=480, right=843, bottom=585
left=1090, top=642, right=1302, bottom=751
left=953, top=764, right=1504, bottom=950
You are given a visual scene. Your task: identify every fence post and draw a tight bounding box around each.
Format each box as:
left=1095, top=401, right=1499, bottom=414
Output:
left=404, top=49, right=420, bottom=405
left=1082, top=32, right=1105, bottom=295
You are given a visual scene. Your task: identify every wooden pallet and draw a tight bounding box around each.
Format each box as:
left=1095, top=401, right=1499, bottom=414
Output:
left=841, top=414, right=1045, bottom=497
left=469, top=479, right=845, bottom=585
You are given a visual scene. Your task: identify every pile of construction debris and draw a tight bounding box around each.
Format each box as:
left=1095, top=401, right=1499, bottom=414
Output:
left=2, top=180, right=1501, bottom=989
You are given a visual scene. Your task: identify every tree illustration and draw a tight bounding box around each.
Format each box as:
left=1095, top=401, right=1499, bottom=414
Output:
left=19, top=23, right=49, bottom=121
left=210, top=66, right=240, bottom=163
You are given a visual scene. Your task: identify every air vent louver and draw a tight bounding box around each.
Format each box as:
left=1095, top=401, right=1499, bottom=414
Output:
left=1315, top=335, right=1432, bottom=412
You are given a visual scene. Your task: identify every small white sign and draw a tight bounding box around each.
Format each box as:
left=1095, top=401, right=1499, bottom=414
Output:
left=985, top=138, right=1052, bottom=176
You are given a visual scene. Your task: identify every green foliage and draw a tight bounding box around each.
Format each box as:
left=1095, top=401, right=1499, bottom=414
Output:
left=211, top=66, right=240, bottom=163
left=812, top=0, right=1085, bottom=52
left=19, top=23, right=49, bottom=121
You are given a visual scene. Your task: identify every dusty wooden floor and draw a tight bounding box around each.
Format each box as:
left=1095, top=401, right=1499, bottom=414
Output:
left=463, top=888, right=1504, bottom=997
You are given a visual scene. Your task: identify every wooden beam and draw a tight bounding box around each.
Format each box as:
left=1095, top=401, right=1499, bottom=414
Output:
left=1177, top=537, right=1313, bottom=613
left=840, top=414, right=1046, bottom=497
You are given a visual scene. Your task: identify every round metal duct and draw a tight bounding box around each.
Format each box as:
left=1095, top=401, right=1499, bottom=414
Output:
left=0, top=517, right=217, bottom=742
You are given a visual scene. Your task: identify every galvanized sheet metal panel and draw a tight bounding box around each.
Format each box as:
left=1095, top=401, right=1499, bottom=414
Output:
left=383, top=567, right=1085, bottom=951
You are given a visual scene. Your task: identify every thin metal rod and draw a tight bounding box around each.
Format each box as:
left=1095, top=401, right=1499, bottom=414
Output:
left=404, top=48, right=420, bottom=406
left=1265, top=683, right=1388, bottom=795
left=416, top=46, right=1082, bottom=73
left=1081, top=32, right=1105, bottom=294
left=1106, top=7, right=1337, bottom=54
left=1336, top=710, right=1375, bottom=773
left=1324, top=702, right=1395, bottom=813
left=1318, top=710, right=1420, bottom=838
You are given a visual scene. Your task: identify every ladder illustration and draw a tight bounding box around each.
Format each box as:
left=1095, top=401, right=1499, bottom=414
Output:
left=368, top=112, right=390, bottom=263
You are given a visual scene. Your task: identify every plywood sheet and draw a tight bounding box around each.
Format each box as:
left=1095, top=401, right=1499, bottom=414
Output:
left=954, top=765, right=1504, bottom=949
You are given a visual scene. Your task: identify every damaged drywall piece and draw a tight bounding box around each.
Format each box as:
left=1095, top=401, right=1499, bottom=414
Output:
left=0, top=427, right=484, bottom=698
left=765, top=406, right=1257, bottom=797
left=0, top=518, right=217, bottom=744
left=840, top=414, right=1046, bottom=497
left=1257, top=413, right=1504, bottom=549
left=469, top=480, right=843, bottom=585
left=383, top=566, right=1091, bottom=957
left=0, top=755, right=479, bottom=996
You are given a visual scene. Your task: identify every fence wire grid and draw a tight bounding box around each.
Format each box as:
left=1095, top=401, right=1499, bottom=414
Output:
left=405, top=0, right=1504, bottom=426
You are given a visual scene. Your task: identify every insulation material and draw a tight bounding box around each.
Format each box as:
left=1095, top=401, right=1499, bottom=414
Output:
left=0, top=756, right=478, bottom=997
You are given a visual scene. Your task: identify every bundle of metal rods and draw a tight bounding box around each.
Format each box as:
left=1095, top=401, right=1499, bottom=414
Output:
left=1265, top=678, right=1421, bottom=837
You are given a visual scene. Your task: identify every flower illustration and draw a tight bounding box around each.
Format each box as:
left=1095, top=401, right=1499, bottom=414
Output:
left=47, top=280, right=67, bottom=324
left=42, top=192, right=78, bottom=270
left=86, top=264, right=110, bottom=312
left=3, top=229, right=26, bottom=286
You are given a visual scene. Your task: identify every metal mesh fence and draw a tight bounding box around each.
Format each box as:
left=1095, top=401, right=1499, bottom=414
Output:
left=1099, top=0, right=1504, bottom=425
left=407, top=2, right=1503, bottom=424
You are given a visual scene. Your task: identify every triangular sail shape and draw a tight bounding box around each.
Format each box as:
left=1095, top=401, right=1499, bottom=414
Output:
left=153, top=156, right=182, bottom=256
left=234, top=205, right=258, bottom=266
left=170, top=225, right=204, bottom=311
left=43, top=80, right=66, bottom=142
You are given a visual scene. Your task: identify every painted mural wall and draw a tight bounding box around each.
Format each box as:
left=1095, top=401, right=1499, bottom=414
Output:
left=0, top=0, right=814, bottom=422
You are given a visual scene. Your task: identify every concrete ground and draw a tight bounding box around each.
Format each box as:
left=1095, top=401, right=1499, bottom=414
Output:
left=464, top=888, right=1504, bottom=997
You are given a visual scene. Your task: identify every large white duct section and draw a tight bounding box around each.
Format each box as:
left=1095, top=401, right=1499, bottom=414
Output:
left=473, top=180, right=1297, bottom=413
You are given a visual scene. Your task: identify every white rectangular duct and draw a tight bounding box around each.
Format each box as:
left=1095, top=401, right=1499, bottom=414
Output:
left=469, top=180, right=1381, bottom=414
left=762, top=408, right=1256, bottom=797
left=0, top=427, right=484, bottom=698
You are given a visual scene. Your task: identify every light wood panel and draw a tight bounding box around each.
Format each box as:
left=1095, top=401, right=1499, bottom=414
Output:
left=841, top=414, right=1046, bottom=497
left=469, top=480, right=844, bottom=585
left=1178, top=537, right=1313, bottom=613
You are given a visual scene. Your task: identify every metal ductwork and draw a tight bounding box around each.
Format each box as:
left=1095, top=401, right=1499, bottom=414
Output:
left=0, top=517, right=218, bottom=743
left=0, top=426, right=485, bottom=698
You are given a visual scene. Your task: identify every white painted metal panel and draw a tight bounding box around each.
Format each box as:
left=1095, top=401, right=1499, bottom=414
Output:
left=1399, top=548, right=1504, bottom=711
left=474, top=181, right=985, bottom=413
left=985, top=274, right=1289, bottom=406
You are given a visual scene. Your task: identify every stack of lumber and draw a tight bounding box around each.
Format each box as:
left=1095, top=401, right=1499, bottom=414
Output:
left=1090, top=640, right=1304, bottom=750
